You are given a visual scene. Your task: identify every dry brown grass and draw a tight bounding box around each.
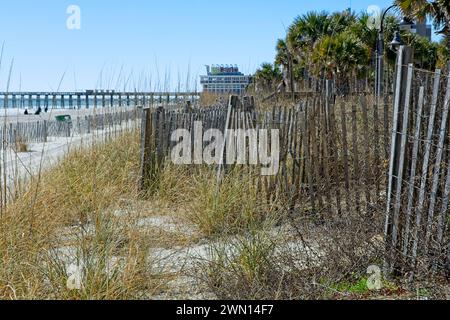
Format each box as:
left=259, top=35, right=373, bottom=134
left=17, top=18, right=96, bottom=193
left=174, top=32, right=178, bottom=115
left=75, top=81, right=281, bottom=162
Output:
left=151, top=164, right=285, bottom=238
left=147, top=162, right=392, bottom=300
left=199, top=92, right=228, bottom=107
left=0, top=130, right=164, bottom=299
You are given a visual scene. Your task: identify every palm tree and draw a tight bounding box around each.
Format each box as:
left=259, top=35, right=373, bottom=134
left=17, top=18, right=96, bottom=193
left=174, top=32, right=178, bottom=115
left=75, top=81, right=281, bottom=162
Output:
left=348, top=13, right=379, bottom=52
left=254, top=63, right=282, bottom=92
left=411, top=34, right=439, bottom=69
left=328, top=10, right=358, bottom=34
left=275, top=39, right=290, bottom=70
left=395, top=0, right=450, bottom=51
left=286, top=11, right=331, bottom=65
left=287, top=11, right=331, bottom=47
left=275, top=39, right=296, bottom=92
left=311, top=32, right=370, bottom=94
left=437, top=38, right=449, bottom=69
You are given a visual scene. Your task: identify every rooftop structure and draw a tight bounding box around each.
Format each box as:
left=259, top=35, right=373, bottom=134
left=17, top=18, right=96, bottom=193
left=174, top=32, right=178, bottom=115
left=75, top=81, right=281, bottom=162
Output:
left=200, top=64, right=252, bottom=95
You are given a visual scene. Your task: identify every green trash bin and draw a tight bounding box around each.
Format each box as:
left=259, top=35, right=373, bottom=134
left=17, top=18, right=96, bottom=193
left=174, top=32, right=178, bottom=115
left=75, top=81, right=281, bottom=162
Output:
left=55, top=115, right=72, bottom=122
left=55, top=115, right=73, bottom=136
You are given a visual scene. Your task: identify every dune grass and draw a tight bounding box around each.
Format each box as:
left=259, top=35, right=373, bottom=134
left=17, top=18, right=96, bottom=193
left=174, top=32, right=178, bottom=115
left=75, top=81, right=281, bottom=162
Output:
left=151, top=164, right=284, bottom=238
left=0, top=130, right=163, bottom=299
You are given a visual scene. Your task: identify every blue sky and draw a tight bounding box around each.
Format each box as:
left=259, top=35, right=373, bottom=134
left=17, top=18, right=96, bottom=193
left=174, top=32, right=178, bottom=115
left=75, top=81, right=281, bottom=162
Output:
left=0, top=0, right=418, bottom=91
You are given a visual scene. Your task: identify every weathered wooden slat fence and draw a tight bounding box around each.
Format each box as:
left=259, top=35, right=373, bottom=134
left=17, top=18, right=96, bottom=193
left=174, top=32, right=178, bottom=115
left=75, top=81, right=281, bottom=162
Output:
left=0, top=108, right=141, bottom=148
left=140, top=91, right=390, bottom=219
left=384, top=61, right=450, bottom=278
left=139, top=55, right=450, bottom=280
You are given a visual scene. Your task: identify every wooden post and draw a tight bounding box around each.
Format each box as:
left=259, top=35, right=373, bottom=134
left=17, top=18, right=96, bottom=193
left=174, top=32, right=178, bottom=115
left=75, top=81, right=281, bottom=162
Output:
left=389, top=63, right=414, bottom=273
left=384, top=45, right=413, bottom=275
left=43, top=120, right=48, bottom=143
left=139, top=108, right=152, bottom=191
left=402, top=86, right=425, bottom=259
left=217, top=95, right=238, bottom=185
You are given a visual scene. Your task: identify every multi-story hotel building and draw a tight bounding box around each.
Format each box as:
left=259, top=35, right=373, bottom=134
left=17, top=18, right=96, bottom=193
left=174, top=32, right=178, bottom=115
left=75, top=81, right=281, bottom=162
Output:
left=200, top=65, right=252, bottom=95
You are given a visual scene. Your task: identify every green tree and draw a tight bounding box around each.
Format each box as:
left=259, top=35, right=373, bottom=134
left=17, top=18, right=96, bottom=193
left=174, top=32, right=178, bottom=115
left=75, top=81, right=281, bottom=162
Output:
left=347, top=13, right=379, bottom=52
left=275, top=39, right=290, bottom=70
left=286, top=11, right=331, bottom=68
left=311, top=32, right=370, bottom=94
left=258, top=8, right=445, bottom=94
left=254, top=63, right=282, bottom=92
left=287, top=11, right=331, bottom=49
left=437, top=39, right=449, bottom=69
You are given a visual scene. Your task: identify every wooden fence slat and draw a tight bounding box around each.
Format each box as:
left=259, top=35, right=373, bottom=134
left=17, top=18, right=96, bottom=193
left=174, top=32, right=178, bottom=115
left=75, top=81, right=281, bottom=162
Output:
left=217, top=96, right=235, bottom=184
left=424, top=70, right=450, bottom=254
left=292, top=110, right=301, bottom=204
left=320, top=99, right=332, bottom=215
left=435, top=152, right=450, bottom=270
left=411, top=69, right=441, bottom=268
left=300, top=109, right=316, bottom=213
left=373, top=99, right=381, bottom=200
left=339, top=101, right=351, bottom=213
left=402, top=86, right=425, bottom=259
left=385, top=46, right=405, bottom=239
left=384, top=94, right=390, bottom=159
left=329, top=101, right=342, bottom=215
left=360, top=95, right=373, bottom=207
left=390, top=64, right=414, bottom=268
left=311, top=99, right=324, bottom=213
left=351, top=101, right=361, bottom=214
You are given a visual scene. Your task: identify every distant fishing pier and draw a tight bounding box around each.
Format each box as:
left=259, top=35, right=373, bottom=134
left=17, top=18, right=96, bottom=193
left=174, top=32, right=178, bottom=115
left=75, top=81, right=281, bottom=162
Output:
left=0, top=91, right=200, bottom=109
